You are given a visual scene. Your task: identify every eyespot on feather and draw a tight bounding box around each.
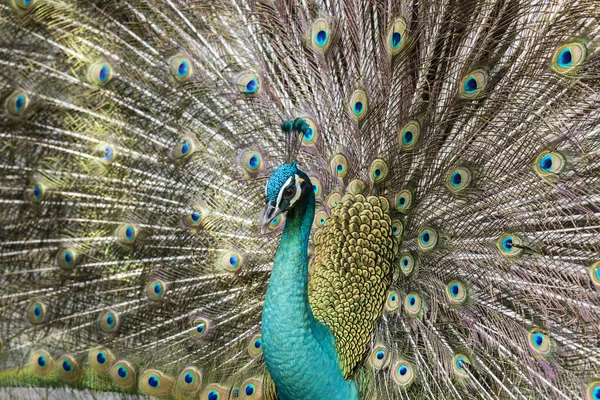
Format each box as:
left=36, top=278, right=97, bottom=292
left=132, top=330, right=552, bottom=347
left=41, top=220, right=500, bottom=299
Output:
left=236, top=72, right=261, bottom=95
left=183, top=205, right=207, bottom=229
left=384, top=289, right=400, bottom=312
left=368, top=345, right=391, bottom=369
left=459, top=70, right=488, bottom=99
left=391, top=219, right=403, bottom=239
left=248, top=334, right=263, bottom=357
left=55, top=354, right=79, bottom=381
left=590, top=261, right=600, bottom=289
left=12, top=0, right=38, bottom=11
left=404, top=292, right=423, bottom=318
left=200, top=383, right=229, bottom=400
left=417, top=227, right=438, bottom=251
left=29, top=349, right=53, bottom=376
left=313, top=210, right=329, bottom=229
left=88, top=347, right=115, bottom=374
left=139, top=369, right=174, bottom=398
left=115, top=223, right=138, bottom=244
left=171, top=136, right=196, bottom=159
left=497, top=233, right=523, bottom=257
left=330, top=153, right=349, bottom=179
left=301, top=118, right=319, bottom=146
left=347, top=179, right=366, bottom=194
left=169, top=55, right=194, bottom=81
left=586, top=380, right=600, bottom=400
left=99, top=309, right=121, bottom=334
left=220, top=250, right=243, bottom=272
left=87, top=60, right=113, bottom=86
left=241, top=150, right=263, bottom=175
left=326, top=192, right=342, bottom=209
left=398, top=121, right=420, bottom=151
left=309, top=17, right=331, bottom=53
left=399, top=252, right=416, bottom=276
left=109, top=360, right=137, bottom=389
left=369, top=158, right=389, bottom=184
left=56, top=248, right=77, bottom=270
left=452, top=354, right=471, bottom=378
left=177, top=366, right=202, bottom=393
left=391, top=360, right=415, bottom=387
left=446, top=280, right=468, bottom=305
left=446, top=167, right=472, bottom=193
left=5, top=91, right=30, bottom=117
left=240, top=377, right=262, bottom=400
left=191, top=316, right=211, bottom=339
left=146, top=279, right=167, bottom=301
left=387, top=18, right=407, bottom=56
left=552, top=42, right=587, bottom=74
left=96, top=142, right=117, bottom=165
left=533, top=150, right=567, bottom=177
left=26, top=300, right=49, bottom=325
left=528, top=329, right=553, bottom=358
left=394, top=189, right=413, bottom=213
left=27, top=181, right=47, bottom=203
left=349, top=89, right=368, bottom=121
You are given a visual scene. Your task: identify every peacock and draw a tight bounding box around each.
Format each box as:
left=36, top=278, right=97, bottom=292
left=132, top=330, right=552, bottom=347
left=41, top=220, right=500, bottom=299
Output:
left=1, top=0, right=600, bottom=399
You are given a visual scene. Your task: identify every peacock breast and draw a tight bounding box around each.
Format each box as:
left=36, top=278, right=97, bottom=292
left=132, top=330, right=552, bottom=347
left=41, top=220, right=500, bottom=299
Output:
left=308, top=193, right=398, bottom=378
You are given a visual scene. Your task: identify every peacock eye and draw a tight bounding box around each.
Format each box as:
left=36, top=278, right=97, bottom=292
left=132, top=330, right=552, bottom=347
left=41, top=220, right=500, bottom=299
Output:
left=283, top=185, right=296, bottom=200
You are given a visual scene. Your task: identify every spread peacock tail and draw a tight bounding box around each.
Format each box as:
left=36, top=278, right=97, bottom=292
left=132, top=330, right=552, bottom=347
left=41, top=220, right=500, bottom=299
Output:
left=1, top=0, right=600, bottom=399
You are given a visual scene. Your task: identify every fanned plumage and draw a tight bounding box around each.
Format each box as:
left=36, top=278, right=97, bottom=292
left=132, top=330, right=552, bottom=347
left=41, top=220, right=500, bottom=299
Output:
left=1, top=0, right=600, bottom=399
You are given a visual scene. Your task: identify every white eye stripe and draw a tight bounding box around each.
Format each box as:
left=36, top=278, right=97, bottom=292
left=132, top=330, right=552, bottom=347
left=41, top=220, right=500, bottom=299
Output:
left=290, top=174, right=302, bottom=205
left=276, top=176, right=294, bottom=210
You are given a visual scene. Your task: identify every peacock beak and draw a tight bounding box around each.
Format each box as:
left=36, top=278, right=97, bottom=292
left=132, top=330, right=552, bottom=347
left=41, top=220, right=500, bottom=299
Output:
left=260, top=202, right=282, bottom=234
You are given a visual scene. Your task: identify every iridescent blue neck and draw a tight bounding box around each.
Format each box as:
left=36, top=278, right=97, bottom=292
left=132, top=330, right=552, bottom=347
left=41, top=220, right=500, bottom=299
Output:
left=262, top=187, right=358, bottom=400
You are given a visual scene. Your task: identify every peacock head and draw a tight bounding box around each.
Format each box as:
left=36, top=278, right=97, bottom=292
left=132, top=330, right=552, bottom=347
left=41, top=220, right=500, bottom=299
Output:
left=261, top=161, right=312, bottom=233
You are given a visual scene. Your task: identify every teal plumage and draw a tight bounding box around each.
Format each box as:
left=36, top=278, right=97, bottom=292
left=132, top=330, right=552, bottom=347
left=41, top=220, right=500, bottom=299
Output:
left=1, top=0, right=600, bottom=399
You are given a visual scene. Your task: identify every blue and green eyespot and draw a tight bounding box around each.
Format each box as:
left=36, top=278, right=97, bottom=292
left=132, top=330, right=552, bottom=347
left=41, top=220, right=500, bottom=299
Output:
left=446, top=280, right=467, bottom=305
left=220, top=250, right=243, bottom=272
left=368, top=345, right=390, bottom=369
left=99, top=309, right=120, bottom=333
left=170, top=55, right=194, bottom=81
left=385, top=289, right=400, bottom=311
left=14, top=0, right=38, bottom=11
left=26, top=300, right=48, bottom=325
left=248, top=334, right=263, bottom=357
left=590, top=261, right=600, bottom=288
left=586, top=380, right=600, bottom=400
left=452, top=354, right=470, bottom=378
left=241, top=150, right=263, bottom=175
left=533, top=150, right=566, bottom=177
left=301, top=118, right=319, bottom=146
left=446, top=167, right=472, bottom=193
left=349, top=89, right=368, bottom=120
left=87, top=60, right=113, bottom=86
left=236, top=72, right=261, bottom=95
left=399, top=252, right=416, bottom=276
left=56, top=354, right=79, bottom=380
left=146, top=279, right=167, bottom=301
left=399, top=121, right=420, bottom=150
left=394, top=189, right=413, bottom=213
left=391, top=360, right=414, bottom=387
left=404, top=292, right=422, bottom=317
left=330, top=153, right=348, bottom=179
left=178, top=366, right=202, bottom=392
left=369, top=158, right=388, bottom=183
left=5, top=91, right=30, bottom=116
left=310, top=18, right=331, bottom=52
left=552, top=42, right=586, bottom=75
left=116, top=223, right=138, bottom=244
left=30, top=349, right=53, bottom=376
left=497, top=233, right=523, bottom=257
left=109, top=360, right=136, bottom=388
left=57, top=248, right=77, bottom=270
left=191, top=316, right=211, bottom=339
left=391, top=219, right=403, bottom=239
left=417, top=227, right=438, bottom=251
left=528, top=329, right=552, bottom=357
left=88, top=347, right=115, bottom=373
left=459, top=70, right=488, bottom=99
left=387, top=18, right=407, bottom=55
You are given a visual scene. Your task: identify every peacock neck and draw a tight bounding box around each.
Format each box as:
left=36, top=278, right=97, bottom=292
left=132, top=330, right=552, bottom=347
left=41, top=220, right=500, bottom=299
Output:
left=262, top=190, right=358, bottom=400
